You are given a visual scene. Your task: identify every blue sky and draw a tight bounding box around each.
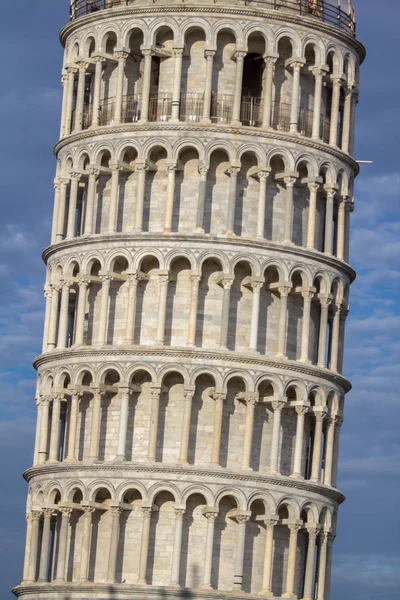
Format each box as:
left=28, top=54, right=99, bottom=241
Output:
left=0, top=1, right=398, bottom=598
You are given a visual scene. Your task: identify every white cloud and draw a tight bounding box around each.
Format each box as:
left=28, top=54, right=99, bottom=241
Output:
left=333, top=554, right=400, bottom=588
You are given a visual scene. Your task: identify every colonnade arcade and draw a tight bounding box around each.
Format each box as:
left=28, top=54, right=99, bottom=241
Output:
left=52, top=145, right=354, bottom=262
left=24, top=481, right=336, bottom=598
left=34, top=367, right=343, bottom=487
left=43, top=253, right=349, bottom=373
left=61, top=18, right=359, bottom=155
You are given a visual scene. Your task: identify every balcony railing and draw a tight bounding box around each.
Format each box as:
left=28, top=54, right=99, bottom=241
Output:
left=70, top=0, right=356, bottom=36
left=70, top=93, right=332, bottom=144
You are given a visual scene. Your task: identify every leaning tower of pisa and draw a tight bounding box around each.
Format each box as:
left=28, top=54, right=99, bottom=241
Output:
left=14, top=1, right=365, bottom=599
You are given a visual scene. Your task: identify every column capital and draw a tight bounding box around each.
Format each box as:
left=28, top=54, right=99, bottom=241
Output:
left=306, top=524, right=321, bottom=539
left=42, top=507, right=54, bottom=519
left=295, top=403, right=310, bottom=416
left=183, top=387, right=196, bottom=402
left=40, top=395, right=51, bottom=407
left=287, top=520, right=303, bottom=532
left=190, top=271, right=202, bottom=283
left=221, top=276, right=234, bottom=290
left=250, top=277, right=265, bottom=291
left=233, top=48, right=247, bottom=61
left=301, top=289, right=315, bottom=302
left=313, top=408, right=328, bottom=422
left=172, top=46, right=184, bottom=58
left=141, top=47, right=155, bottom=58
left=199, top=164, right=209, bottom=176
left=330, top=74, right=345, bottom=86
left=324, top=183, right=339, bottom=197
left=244, top=392, right=259, bottom=406
left=30, top=510, right=43, bottom=521
left=310, top=64, right=329, bottom=78
left=204, top=49, right=216, bottom=59
left=272, top=399, right=286, bottom=412
left=114, top=50, right=129, bottom=61
left=158, top=271, right=170, bottom=285
left=94, top=55, right=106, bottom=65
left=76, top=275, right=90, bottom=287
left=236, top=512, right=251, bottom=524
left=264, top=516, right=279, bottom=528
left=59, top=506, right=73, bottom=518
left=213, top=390, right=227, bottom=403
left=59, top=177, right=70, bottom=187
left=61, top=70, right=69, bottom=86
left=53, top=178, right=62, bottom=191
left=142, top=506, right=153, bottom=517
left=174, top=508, right=186, bottom=518
left=258, top=167, right=271, bottom=180
left=150, top=385, right=162, bottom=399
left=81, top=504, right=96, bottom=515
left=109, top=161, right=123, bottom=172
left=263, top=53, right=279, bottom=66
left=307, top=181, right=320, bottom=193
left=110, top=506, right=124, bottom=517
left=334, top=415, right=344, bottom=428
left=87, top=164, right=100, bottom=177
left=118, top=385, right=132, bottom=397
left=228, top=164, right=240, bottom=176
left=284, top=175, right=297, bottom=187
left=166, top=161, right=178, bottom=172
left=318, top=293, right=333, bottom=309
left=89, top=384, right=102, bottom=397
left=99, top=272, right=113, bottom=284
left=77, top=61, right=90, bottom=73
left=279, top=285, right=291, bottom=298
left=135, top=160, right=149, bottom=173
left=65, top=65, right=78, bottom=75
left=286, top=57, right=306, bottom=70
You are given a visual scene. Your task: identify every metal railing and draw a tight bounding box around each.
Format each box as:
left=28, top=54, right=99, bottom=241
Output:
left=69, top=0, right=356, bottom=36
left=69, top=93, right=332, bottom=143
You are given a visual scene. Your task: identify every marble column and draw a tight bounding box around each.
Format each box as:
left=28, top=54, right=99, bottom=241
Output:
left=108, top=163, right=122, bottom=233
left=57, top=281, right=71, bottom=348
left=202, top=511, right=218, bottom=588
left=66, top=391, right=81, bottom=461
left=219, top=277, right=234, bottom=349
left=170, top=509, right=186, bottom=586
left=54, top=507, right=73, bottom=582
left=117, top=387, right=131, bottom=461
left=324, top=533, right=335, bottom=600
left=134, top=162, right=148, bottom=232
left=42, top=286, right=53, bottom=352
left=306, top=182, right=320, bottom=249
left=48, top=394, right=62, bottom=462
left=202, top=50, right=216, bottom=123
left=269, top=400, right=285, bottom=473
left=292, top=405, right=309, bottom=478
left=47, top=284, right=61, bottom=350
left=83, top=166, right=99, bottom=235
left=260, top=517, right=279, bottom=595
left=38, top=397, right=50, bottom=464
left=323, top=415, right=336, bottom=486
left=171, top=48, right=184, bottom=122
left=256, top=169, right=270, bottom=239
left=300, top=290, right=315, bottom=363
left=330, top=302, right=342, bottom=372
left=51, top=180, right=61, bottom=245
left=336, top=195, right=348, bottom=260
left=59, top=71, right=69, bottom=139
left=179, top=389, right=195, bottom=464
left=22, top=514, right=34, bottom=583
left=56, top=179, right=69, bottom=242
left=124, top=272, right=139, bottom=344
left=311, top=67, right=326, bottom=140
left=97, top=274, right=112, bottom=344
left=316, top=531, right=329, bottom=600
left=324, top=187, right=337, bottom=255
left=74, top=277, right=89, bottom=346
left=196, top=165, right=209, bottom=231
left=283, top=176, right=297, bottom=244
left=331, top=417, right=343, bottom=488
left=114, top=51, right=128, bottom=124
left=187, top=273, right=201, bottom=346
left=78, top=506, right=95, bottom=582
left=38, top=508, right=53, bottom=582
left=164, top=163, right=177, bottom=232
left=211, top=391, right=226, bottom=466
left=231, top=50, right=247, bottom=126
left=283, top=522, right=301, bottom=598
left=64, top=66, right=77, bottom=136
left=302, top=526, right=319, bottom=600
left=310, top=411, right=326, bottom=482
left=33, top=402, right=43, bottom=466
left=26, top=510, right=42, bottom=583
left=329, top=76, right=343, bottom=146
left=262, top=55, right=278, bottom=128
left=233, top=514, right=250, bottom=589
left=147, top=387, right=162, bottom=461
left=139, top=49, right=154, bottom=123
left=66, top=173, right=81, bottom=239
left=249, top=279, right=264, bottom=351
left=88, top=388, right=102, bottom=461
left=91, top=57, right=105, bottom=128
left=74, top=62, right=89, bottom=132
left=341, top=85, right=354, bottom=153
left=226, top=165, right=240, bottom=235
left=317, top=295, right=331, bottom=368
left=106, top=507, right=123, bottom=583
left=289, top=62, right=304, bottom=133
left=277, top=286, right=291, bottom=358
left=242, top=394, right=258, bottom=469
left=138, top=507, right=152, bottom=583
left=156, top=272, right=169, bottom=345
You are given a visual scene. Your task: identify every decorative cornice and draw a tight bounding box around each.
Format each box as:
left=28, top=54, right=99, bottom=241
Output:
left=41, top=233, right=356, bottom=283
left=58, top=4, right=366, bottom=62
left=23, top=462, right=345, bottom=504
left=53, top=122, right=360, bottom=176
left=32, top=345, right=351, bottom=392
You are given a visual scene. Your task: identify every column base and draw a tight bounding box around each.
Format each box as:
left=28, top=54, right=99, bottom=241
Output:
left=163, top=228, right=172, bottom=234
left=275, top=353, right=288, bottom=360
left=200, top=117, right=212, bottom=124
left=122, top=339, right=133, bottom=346
left=137, top=578, right=147, bottom=585
left=178, top=459, right=189, bottom=465
left=259, top=590, right=273, bottom=597
left=282, top=593, right=297, bottom=599
left=282, top=239, right=295, bottom=246
left=231, top=120, right=242, bottom=127
left=47, top=459, right=59, bottom=464
left=195, top=227, right=205, bottom=233
left=290, top=473, right=304, bottom=480
left=299, top=357, right=311, bottom=364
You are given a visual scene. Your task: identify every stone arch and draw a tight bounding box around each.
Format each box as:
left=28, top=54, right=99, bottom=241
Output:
left=215, top=488, right=247, bottom=511
left=191, top=367, right=222, bottom=389
left=146, top=483, right=180, bottom=506
left=274, top=28, right=302, bottom=57
left=181, top=18, right=212, bottom=45
left=88, top=482, right=115, bottom=503
left=211, top=21, right=242, bottom=46
left=149, top=19, right=179, bottom=46
left=181, top=485, right=214, bottom=508
left=116, top=481, right=146, bottom=504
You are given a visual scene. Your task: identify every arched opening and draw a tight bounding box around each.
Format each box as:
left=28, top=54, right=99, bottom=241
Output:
left=157, top=372, right=185, bottom=463
left=287, top=270, right=304, bottom=361
left=118, top=489, right=143, bottom=583
left=236, top=152, right=259, bottom=237
left=181, top=28, right=207, bottom=122
left=211, top=30, right=237, bottom=123
left=241, top=33, right=265, bottom=126
left=119, top=147, right=138, bottom=232
left=107, top=256, right=129, bottom=344
left=254, top=381, right=275, bottom=471
left=149, top=27, right=175, bottom=122
left=147, top=491, right=176, bottom=584
left=165, top=256, right=192, bottom=346
left=204, top=149, right=230, bottom=234
left=76, top=370, right=93, bottom=461
left=220, top=377, right=246, bottom=469
left=188, top=373, right=216, bottom=465
left=293, top=160, right=311, bottom=247
left=272, top=37, right=294, bottom=132
left=125, top=28, right=144, bottom=123
left=212, top=495, right=239, bottom=589
left=98, top=370, right=120, bottom=461
left=144, top=146, right=168, bottom=232
left=197, top=258, right=223, bottom=349
left=181, top=493, right=208, bottom=587
left=135, top=256, right=160, bottom=345
left=244, top=499, right=267, bottom=592
left=127, top=370, right=152, bottom=461
left=259, top=265, right=281, bottom=355
left=267, top=155, right=286, bottom=242
left=173, top=148, right=200, bottom=232
left=227, top=261, right=252, bottom=351
left=89, top=488, right=112, bottom=582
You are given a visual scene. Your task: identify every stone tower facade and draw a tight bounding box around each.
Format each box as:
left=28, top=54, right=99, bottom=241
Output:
left=14, top=1, right=365, bottom=599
